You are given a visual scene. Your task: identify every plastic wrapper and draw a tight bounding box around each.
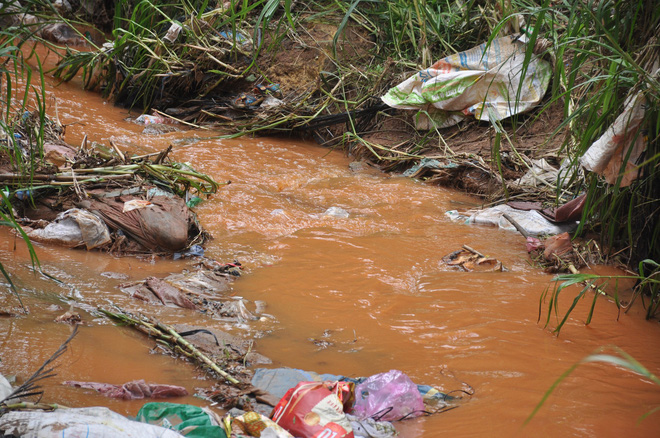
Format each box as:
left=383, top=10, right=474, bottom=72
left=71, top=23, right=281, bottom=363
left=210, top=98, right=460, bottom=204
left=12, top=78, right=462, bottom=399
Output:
left=345, top=414, right=397, bottom=438
left=229, top=411, right=293, bottom=438
left=272, top=381, right=354, bottom=438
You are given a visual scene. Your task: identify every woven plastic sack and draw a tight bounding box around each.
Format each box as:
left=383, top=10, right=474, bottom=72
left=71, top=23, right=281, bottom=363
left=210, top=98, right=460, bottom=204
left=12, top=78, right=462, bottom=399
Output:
left=579, top=91, right=647, bottom=187
left=351, top=370, right=424, bottom=422
left=0, top=407, right=185, bottom=438
left=382, top=35, right=551, bottom=129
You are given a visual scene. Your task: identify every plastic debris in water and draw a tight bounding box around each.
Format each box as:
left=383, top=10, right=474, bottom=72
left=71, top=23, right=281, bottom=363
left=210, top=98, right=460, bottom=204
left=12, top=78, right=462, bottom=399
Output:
left=135, top=114, right=166, bottom=125
left=173, top=244, right=205, bottom=260
left=323, top=207, right=349, bottom=218
left=163, top=23, right=182, bottom=43
left=186, top=196, right=203, bottom=208
left=15, top=189, right=34, bottom=201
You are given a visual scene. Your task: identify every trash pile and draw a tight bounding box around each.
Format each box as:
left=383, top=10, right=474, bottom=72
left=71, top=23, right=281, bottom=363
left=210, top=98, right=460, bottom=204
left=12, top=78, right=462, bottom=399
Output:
left=379, top=34, right=655, bottom=270
left=445, top=193, right=606, bottom=273
left=0, top=367, right=466, bottom=438
left=1, top=111, right=221, bottom=255
left=0, top=326, right=468, bottom=438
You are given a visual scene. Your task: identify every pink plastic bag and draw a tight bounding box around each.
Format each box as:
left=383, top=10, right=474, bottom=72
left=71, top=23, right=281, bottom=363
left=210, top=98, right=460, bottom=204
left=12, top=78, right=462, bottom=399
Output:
left=351, top=370, right=424, bottom=422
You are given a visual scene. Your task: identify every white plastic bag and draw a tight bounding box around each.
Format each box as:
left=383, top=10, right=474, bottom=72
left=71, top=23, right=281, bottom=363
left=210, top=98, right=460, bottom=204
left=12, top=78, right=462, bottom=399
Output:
left=467, top=204, right=576, bottom=236
left=0, top=373, right=12, bottom=401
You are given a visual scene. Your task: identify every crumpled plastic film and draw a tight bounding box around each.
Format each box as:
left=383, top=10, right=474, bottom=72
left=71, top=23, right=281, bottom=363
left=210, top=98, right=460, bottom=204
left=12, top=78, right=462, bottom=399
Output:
left=579, top=91, right=647, bottom=187
left=382, top=35, right=552, bottom=129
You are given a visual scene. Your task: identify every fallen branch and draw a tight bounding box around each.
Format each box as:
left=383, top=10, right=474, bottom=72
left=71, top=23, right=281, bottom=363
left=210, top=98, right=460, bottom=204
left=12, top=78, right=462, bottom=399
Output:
left=462, top=244, right=485, bottom=258
left=99, top=308, right=240, bottom=385
left=155, top=322, right=240, bottom=385
left=502, top=213, right=531, bottom=238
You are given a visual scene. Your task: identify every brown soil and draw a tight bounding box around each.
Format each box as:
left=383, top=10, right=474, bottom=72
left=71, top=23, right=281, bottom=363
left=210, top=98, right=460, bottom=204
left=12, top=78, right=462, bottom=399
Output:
left=351, top=96, right=568, bottom=199
left=261, top=18, right=376, bottom=95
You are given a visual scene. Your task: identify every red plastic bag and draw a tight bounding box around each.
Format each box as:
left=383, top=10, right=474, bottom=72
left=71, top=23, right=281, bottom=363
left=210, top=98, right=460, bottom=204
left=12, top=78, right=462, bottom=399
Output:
left=351, top=370, right=424, bottom=422
left=272, top=381, right=354, bottom=438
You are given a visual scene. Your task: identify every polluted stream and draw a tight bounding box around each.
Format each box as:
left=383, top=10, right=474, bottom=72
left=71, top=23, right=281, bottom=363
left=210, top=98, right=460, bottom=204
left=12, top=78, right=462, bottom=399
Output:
left=1, top=70, right=660, bottom=437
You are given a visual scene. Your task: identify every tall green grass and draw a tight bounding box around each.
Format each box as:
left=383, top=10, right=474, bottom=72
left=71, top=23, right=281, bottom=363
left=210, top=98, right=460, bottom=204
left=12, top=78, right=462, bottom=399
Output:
left=540, top=259, right=660, bottom=335
left=331, top=0, right=495, bottom=67
left=0, top=1, right=53, bottom=312
left=493, top=0, right=660, bottom=328
left=54, top=0, right=297, bottom=110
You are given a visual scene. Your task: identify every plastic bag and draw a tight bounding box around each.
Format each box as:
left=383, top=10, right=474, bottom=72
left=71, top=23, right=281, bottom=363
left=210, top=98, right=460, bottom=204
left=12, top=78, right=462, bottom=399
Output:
left=382, top=35, right=551, bottom=129
left=351, top=370, right=424, bottom=422
left=272, top=381, right=354, bottom=438
left=580, top=91, right=647, bottom=187
left=136, top=114, right=166, bottom=125
left=467, top=204, right=576, bottom=236
left=251, top=368, right=345, bottom=399
left=136, top=402, right=227, bottom=438
left=26, top=208, right=111, bottom=250
left=0, top=372, right=12, bottom=401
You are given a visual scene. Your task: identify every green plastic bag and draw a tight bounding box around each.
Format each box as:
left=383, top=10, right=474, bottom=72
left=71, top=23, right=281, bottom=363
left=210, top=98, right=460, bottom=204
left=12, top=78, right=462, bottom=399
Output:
left=136, top=402, right=227, bottom=438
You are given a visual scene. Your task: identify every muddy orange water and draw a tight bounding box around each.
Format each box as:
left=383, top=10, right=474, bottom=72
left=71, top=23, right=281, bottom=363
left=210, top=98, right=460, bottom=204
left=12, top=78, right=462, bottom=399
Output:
left=1, top=60, right=660, bottom=438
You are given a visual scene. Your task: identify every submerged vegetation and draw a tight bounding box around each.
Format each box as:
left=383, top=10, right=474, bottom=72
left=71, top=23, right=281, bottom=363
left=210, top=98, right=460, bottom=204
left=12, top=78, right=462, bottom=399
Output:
left=541, top=259, right=660, bottom=335
left=0, top=1, right=658, bottom=324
